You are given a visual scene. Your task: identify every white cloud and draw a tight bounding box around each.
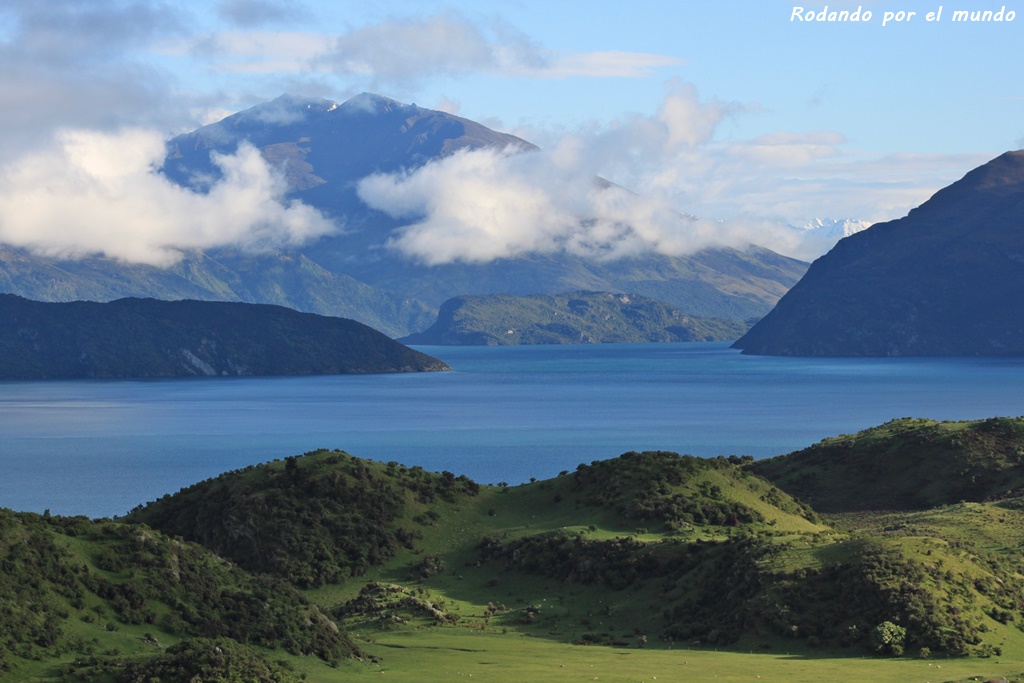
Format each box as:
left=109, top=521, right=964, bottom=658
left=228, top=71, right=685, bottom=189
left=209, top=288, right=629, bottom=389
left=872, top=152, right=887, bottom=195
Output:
left=515, top=51, right=685, bottom=79
left=657, top=81, right=734, bottom=148
left=356, top=142, right=757, bottom=266
left=316, top=13, right=683, bottom=84
left=0, top=0, right=228, bottom=162
left=162, top=30, right=333, bottom=73
left=355, top=82, right=987, bottom=265
left=0, top=129, right=336, bottom=266
left=432, top=95, right=461, bottom=115
left=320, top=13, right=497, bottom=84
left=217, top=0, right=312, bottom=28
left=165, top=12, right=681, bottom=85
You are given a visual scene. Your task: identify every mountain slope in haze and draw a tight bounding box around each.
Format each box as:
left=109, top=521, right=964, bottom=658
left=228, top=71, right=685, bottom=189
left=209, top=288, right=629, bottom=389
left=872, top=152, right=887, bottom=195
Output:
left=734, top=150, right=1024, bottom=356
left=0, top=94, right=807, bottom=335
left=357, top=243, right=807, bottom=320
left=165, top=93, right=537, bottom=228
left=0, top=294, right=449, bottom=379
left=401, top=290, right=749, bottom=345
left=0, top=247, right=435, bottom=338
left=166, top=93, right=809, bottom=322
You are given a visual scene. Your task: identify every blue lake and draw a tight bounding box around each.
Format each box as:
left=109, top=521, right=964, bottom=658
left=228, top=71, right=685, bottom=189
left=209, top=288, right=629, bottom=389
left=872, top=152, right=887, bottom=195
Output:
left=3, top=341, right=1024, bottom=518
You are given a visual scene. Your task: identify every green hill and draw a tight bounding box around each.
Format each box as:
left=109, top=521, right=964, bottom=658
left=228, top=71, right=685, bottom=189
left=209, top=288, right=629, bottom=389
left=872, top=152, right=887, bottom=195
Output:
left=0, top=508, right=356, bottom=680
left=751, top=416, right=1024, bottom=512
left=400, top=291, right=749, bottom=345
left=12, top=425, right=1024, bottom=680
left=126, top=450, right=483, bottom=588
left=123, top=445, right=1024, bottom=663
left=126, top=450, right=821, bottom=584
left=0, top=294, right=449, bottom=379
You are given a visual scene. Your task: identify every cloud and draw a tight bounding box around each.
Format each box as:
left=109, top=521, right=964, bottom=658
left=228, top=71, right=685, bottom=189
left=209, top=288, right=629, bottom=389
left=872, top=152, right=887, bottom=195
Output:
left=319, top=12, right=500, bottom=84
left=173, top=11, right=682, bottom=86
left=175, top=30, right=333, bottom=74
left=217, top=0, right=311, bottom=28
left=358, top=144, right=792, bottom=265
left=355, top=83, right=763, bottom=265
left=0, top=129, right=336, bottom=266
left=509, top=50, right=685, bottom=79
left=315, top=14, right=684, bottom=84
left=0, top=1, right=195, bottom=158
left=356, top=82, right=986, bottom=265
left=432, top=95, right=462, bottom=115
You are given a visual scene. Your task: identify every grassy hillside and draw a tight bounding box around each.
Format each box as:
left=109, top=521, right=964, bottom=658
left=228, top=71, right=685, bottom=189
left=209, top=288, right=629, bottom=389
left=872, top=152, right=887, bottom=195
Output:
left=751, top=416, right=1024, bottom=512
left=124, top=445, right=1024, bottom=666
left=127, top=450, right=483, bottom=587
left=400, top=291, right=749, bottom=345
left=12, top=423, right=1024, bottom=680
left=0, top=508, right=356, bottom=681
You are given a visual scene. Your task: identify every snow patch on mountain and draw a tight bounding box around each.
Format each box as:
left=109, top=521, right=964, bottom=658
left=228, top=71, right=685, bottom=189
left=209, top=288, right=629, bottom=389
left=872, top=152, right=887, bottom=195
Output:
left=789, top=217, right=872, bottom=259
left=801, top=217, right=872, bottom=239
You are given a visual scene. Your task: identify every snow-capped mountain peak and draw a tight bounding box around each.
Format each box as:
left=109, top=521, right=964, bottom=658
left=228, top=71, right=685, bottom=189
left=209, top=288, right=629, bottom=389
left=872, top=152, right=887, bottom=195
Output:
left=801, top=217, right=872, bottom=239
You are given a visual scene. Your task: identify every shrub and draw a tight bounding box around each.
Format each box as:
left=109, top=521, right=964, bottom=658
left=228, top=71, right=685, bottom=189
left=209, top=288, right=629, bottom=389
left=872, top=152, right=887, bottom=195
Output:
left=870, top=621, right=906, bottom=656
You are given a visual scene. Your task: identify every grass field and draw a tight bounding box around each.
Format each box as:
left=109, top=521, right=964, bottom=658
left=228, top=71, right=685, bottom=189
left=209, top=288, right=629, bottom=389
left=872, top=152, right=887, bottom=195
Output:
left=285, top=628, right=1024, bottom=683
left=6, top=625, right=1024, bottom=682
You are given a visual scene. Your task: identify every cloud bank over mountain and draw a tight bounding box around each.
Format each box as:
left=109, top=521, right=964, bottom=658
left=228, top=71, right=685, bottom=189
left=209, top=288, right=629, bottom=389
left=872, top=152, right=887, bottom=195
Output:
left=355, top=83, right=827, bottom=265
left=0, top=129, right=334, bottom=266
left=0, top=2, right=1003, bottom=267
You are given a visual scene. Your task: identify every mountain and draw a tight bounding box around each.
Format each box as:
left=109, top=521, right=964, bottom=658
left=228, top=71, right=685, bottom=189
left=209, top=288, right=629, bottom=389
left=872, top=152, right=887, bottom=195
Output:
left=734, top=151, right=1024, bottom=356
left=800, top=217, right=872, bottom=240
left=0, top=294, right=449, bottom=379
left=166, top=93, right=808, bottom=321
left=791, top=217, right=872, bottom=258
left=164, top=93, right=537, bottom=227
left=0, top=246, right=435, bottom=338
left=0, top=94, right=808, bottom=337
left=400, top=290, right=749, bottom=345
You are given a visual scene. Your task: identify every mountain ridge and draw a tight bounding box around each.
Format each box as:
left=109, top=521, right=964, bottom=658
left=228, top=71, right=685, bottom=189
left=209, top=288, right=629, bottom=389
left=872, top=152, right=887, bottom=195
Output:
left=0, top=294, right=449, bottom=379
left=1, top=92, right=808, bottom=337
left=400, top=290, right=749, bottom=345
left=734, top=150, right=1024, bottom=356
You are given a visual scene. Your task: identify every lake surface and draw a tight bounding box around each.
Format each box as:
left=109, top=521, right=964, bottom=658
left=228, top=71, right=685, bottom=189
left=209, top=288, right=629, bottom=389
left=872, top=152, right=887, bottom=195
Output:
left=4, top=342, right=1024, bottom=518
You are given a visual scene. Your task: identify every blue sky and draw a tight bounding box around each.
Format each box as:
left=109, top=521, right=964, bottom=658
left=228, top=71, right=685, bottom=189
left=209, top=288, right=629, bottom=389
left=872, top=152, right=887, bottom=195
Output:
left=153, top=0, right=1023, bottom=155
left=0, top=0, right=1021, bottom=263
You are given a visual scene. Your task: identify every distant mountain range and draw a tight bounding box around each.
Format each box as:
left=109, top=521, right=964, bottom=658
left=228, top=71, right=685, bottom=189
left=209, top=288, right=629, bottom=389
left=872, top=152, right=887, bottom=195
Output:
left=799, top=217, right=872, bottom=240
left=0, top=294, right=448, bottom=379
left=0, top=93, right=807, bottom=338
left=401, top=291, right=748, bottom=345
left=795, top=217, right=872, bottom=257
left=735, top=150, right=1024, bottom=356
